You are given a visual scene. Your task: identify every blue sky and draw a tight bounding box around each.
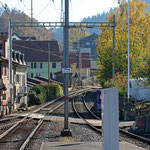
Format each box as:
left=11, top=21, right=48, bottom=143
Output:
left=1, top=0, right=118, bottom=22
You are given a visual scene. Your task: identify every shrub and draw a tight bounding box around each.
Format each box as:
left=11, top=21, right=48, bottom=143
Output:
left=28, top=83, right=63, bottom=106
left=104, top=72, right=127, bottom=96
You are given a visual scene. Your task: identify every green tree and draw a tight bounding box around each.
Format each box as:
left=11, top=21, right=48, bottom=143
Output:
left=69, top=27, right=89, bottom=51
left=97, top=0, right=150, bottom=85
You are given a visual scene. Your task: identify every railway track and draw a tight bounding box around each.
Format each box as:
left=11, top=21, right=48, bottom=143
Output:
left=73, top=89, right=150, bottom=147
left=72, top=89, right=102, bottom=134
left=2, top=87, right=149, bottom=149
left=0, top=88, right=92, bottom=150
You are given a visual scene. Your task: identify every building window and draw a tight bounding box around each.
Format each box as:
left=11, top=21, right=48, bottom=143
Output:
left=16, top=75, right=20, bottom=83
left=40, top=63, right=42, bottom=68
left=92, top=41, right=95, bottom=45
left=31, top=63, right=33, bottom=69
left=50, top=73, right=53, bottom=78
left=34, top=63, right=36, bottom=68
left=36, top=73, right=41, bottom=76
left=3, top=65, right=7, bottom=76
left=86, top=41, right=90, bottom=46
left=0, top=44, right=2, bottom=49
left=52, top=63, right=56, bottom=68
left=31, top=73, right=33, bottom=78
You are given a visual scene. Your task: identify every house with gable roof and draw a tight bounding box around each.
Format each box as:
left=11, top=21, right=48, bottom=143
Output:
left=79, top=33, right=100, bottom=61
left=69, top=51, right=91, bottom=78
left=0, top=32, right=27, bottom=116
left=12, top=40, right=63, bottom=79
left=12, top=33, right=36, bottom=41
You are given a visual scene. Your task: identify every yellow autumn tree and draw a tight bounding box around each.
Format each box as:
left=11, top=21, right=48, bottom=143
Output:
left=97, top=0, right=150, bottom=85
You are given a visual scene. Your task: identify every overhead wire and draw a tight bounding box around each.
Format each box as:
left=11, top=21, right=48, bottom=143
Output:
left=35, top=0, right=52, bottom=18
left=12, top=42, right=63, bottom=58
left=70, top=0, right=74, bottom=22
left=19, top=0, right=30, bottom=13
left=52, top=0, right=60, bottom=19
left=12, top=42, right=97, bottom=61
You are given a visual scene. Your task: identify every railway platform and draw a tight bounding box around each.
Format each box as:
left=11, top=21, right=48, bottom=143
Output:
left=43, top=115, right=134, bottom=127
left=42, top=142, right=145, bottom=150
left=16, top=113, right=134, bottom=127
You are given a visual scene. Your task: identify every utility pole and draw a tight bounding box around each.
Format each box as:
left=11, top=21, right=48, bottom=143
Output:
left=61, top=0, right=72, bottom=136
left=8, top=18, right=13, bottom=114
left=31, top=0, right=33, bottom=22
left=112, top=15, right=115, bottom=79
left=78, top=40, right=81, bottom=87
left=127, top=0, right=130, bottom=101
left=61, top=0, right=64, bottom=23
left=48, top=43, right=50, bottom=84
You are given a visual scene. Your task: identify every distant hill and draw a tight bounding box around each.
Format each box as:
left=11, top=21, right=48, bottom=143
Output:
left=49, top=10, right=111, bottom=43
left=50, top=0, right=150, bottom=43
left=0, top=8, right=52, bottom=40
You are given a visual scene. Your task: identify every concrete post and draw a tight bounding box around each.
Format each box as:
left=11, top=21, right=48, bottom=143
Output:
left=101, top=88, right=119, bottom=150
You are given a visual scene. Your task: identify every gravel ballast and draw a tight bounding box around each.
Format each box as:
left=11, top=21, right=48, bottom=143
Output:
left=26, top=121, right=102, bottom=150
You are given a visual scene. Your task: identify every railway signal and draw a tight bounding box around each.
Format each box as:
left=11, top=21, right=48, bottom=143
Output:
left=97, top=90, right=101, bottom=110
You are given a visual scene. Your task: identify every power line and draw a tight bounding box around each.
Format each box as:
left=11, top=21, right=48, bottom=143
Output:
left=52, top=0, right=59, bottom=19
left=12, top=42, right=63, bottom=58
left=70, top=0, right=74, bottom=22
left=20, top=0, right=30, bottom=13
left=35, top=0, right=52, bottom=18
left=12, top=41, right=98, bottom=59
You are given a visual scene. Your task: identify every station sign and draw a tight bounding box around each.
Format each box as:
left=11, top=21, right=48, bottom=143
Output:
left=62, top=68, right=72, bottom=74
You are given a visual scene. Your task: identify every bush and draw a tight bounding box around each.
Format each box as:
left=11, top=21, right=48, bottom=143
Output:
left=28, top=83, right=63, bottom=106
left=104, top=72, right=127, bottom=96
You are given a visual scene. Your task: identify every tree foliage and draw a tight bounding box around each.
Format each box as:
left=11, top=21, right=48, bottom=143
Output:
left=69, top=27, right=89, bottom=51
left=97, top=0, right=150, bottom=85
left=104, top=72, right=127, bottom=96
left=28, top=83, right=63, bottom=106
left=0, top=7, right=52, bottom=40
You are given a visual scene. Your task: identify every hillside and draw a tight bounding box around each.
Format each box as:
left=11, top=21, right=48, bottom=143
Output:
left=50, top=0, right=150, bottom=43
left=49, top=10, right=110, bottom=43
left=0, top=8, right=52, bottom=40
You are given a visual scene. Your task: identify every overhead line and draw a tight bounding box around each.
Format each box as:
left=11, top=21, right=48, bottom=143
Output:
left=12, top=43, right=63, bottom=58
left=52, top=0, right=60, bottom=19
left=35, top=0, right=52, bottom=18
left=20, top=0, right=30, bottom=13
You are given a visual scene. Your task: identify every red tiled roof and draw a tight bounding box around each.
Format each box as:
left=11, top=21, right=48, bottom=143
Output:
left=69, top=52, right=91, bottom=68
